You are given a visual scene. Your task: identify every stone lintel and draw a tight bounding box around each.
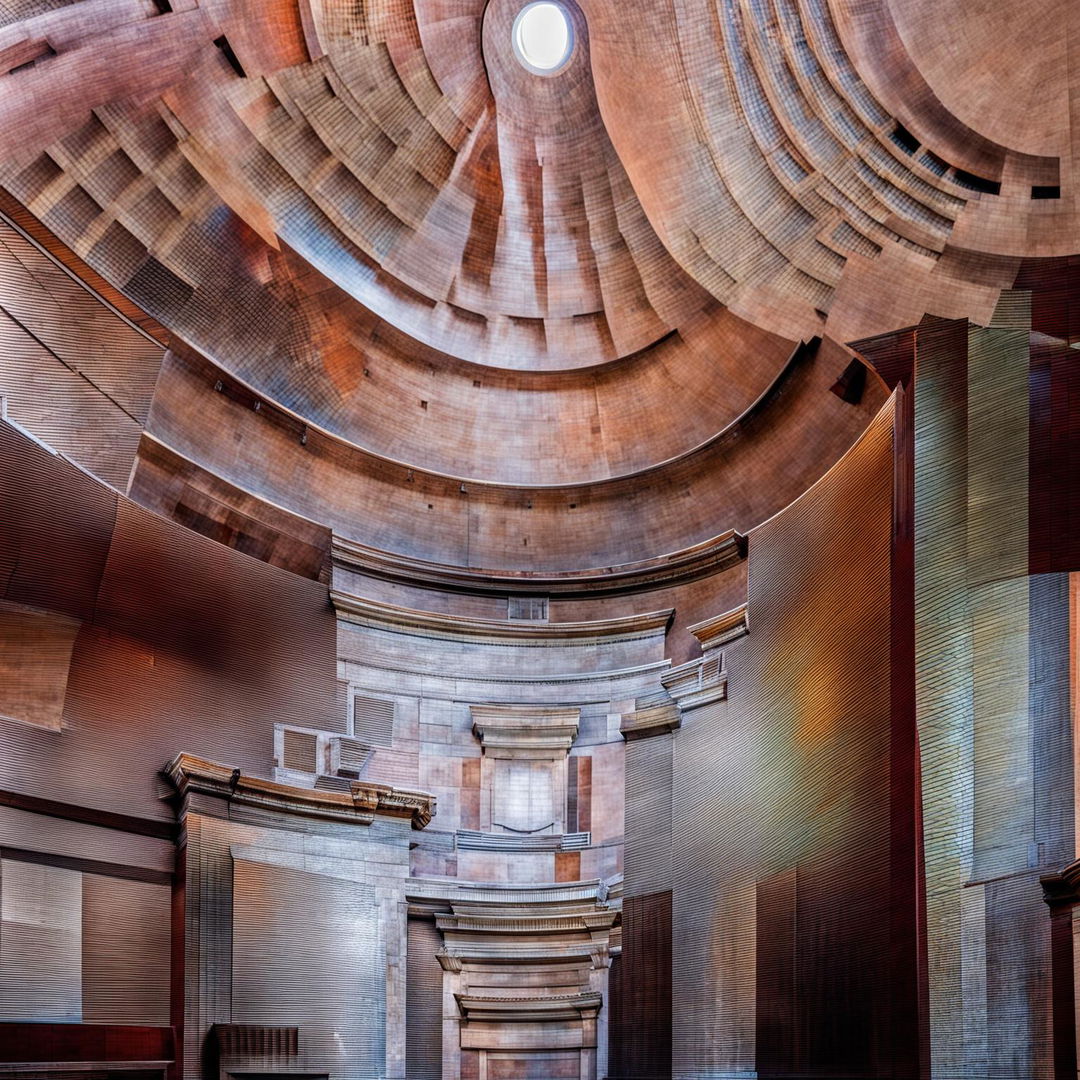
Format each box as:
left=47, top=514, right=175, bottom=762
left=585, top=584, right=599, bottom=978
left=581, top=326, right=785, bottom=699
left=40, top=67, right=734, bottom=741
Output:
left=164, top=753, right=435, bottom=829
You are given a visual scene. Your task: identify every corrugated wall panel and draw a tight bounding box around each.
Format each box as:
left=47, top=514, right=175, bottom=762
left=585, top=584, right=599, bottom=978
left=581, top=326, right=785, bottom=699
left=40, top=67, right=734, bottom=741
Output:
left=82, top=873, right=170, bottom=1024
left=232, top=859, right=385, bottom=1078
left=406, top=918, right=443, bottom=1080
left=672, top=398, right=904, bottom=1078
left=0, top=424, right=340, bottom=823
left=609, top=891, right=671, bottom=1080
left=0, top=859, right=81, bottom=1021
left=623, top=734, right=671, bottom=899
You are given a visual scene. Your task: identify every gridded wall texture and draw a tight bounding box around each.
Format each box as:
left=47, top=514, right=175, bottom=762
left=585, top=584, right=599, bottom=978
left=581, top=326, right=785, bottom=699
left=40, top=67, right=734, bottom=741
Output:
left=181, top=805, right=413, bottom=1080
left=665, top=398, right=924, bottom=1079
left=231, top=860, right=384, bottom=1073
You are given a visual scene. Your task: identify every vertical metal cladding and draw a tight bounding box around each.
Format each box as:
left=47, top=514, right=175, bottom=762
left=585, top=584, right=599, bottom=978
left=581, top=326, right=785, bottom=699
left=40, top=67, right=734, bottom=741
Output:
left=406, top=918, right=444, bottom=1080
left=671, top=399, right=907, bottom=1078
left=866, top=313, right=1079, bottom=1078
left=613, top=734, right=674, bottom=1078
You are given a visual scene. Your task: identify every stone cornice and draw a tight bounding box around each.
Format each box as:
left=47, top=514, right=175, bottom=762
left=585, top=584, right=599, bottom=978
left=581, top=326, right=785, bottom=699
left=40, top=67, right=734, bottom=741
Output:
left=455, top=992, right=602, bottom=1023
left=164, top=754, right=435, bottom=830
left=687, top=603, right=749, bottom=651
left=436, top=941, right=605, bottom=966
left=471, top=704, right=580, bottom=757
left=1041, top=858, right=1080, bottom=906
left=331, top=591, right=674, bottom=645
left=661, top=655, right=728, bottom=711
left=332, top=530, right=745, bottom=599
left=620, top=701, right=681, bottom=741
left=406, top=880, right=607, bottom=908
left=436, top=911, right=619, bottom=935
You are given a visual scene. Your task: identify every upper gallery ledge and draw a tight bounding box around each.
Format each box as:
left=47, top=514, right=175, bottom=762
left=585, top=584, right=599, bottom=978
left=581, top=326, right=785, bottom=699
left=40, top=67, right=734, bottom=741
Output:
left=164, top=753, right=435, bottom=829
left=330, top=591, right=674, bottom=644
left=331, top=529, right=746, bottom=598
left=160, top=334, right=816, bottom=490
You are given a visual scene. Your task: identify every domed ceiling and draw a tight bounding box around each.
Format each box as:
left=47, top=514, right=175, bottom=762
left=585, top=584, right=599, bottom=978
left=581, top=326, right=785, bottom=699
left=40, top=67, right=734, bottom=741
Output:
left=0, top=0, right=1072, bottom=574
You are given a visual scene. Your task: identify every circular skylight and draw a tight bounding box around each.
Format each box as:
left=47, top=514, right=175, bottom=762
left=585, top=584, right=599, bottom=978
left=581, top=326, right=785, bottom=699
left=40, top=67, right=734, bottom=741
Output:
left=512, top=2, right=573, bottom=75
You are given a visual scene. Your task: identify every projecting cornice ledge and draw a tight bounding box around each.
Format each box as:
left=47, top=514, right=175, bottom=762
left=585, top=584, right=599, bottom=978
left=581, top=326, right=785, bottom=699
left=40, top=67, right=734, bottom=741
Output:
left=455, top=992, right=603, bottom=1023
left=332, top=592, right=673, bottom=645
left=687, top=604, right=749, bottom=650
left=1041, top=858, right=1080, bottom=906
left=471, top=704, right=580, bottom=757
left=620, top=701, right=681, bottom=741
left=164, top=754, right=435, bottom=829
left=331, top=531, right=746, bottom=599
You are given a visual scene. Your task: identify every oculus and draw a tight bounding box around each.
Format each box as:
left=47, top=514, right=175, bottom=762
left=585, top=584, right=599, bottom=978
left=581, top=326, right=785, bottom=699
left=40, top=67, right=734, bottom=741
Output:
left=512, top=2, right=574, bottom=74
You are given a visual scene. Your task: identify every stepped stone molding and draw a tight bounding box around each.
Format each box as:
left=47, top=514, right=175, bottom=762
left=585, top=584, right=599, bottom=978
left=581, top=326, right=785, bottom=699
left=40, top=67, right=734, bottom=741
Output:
left=470, top=705, right=581, bottom=758
left=687, top=603, right=749, bottom=650
left=660, top=655, right=728, bottom=711
left=621, top=605, right=748, bottom=736
left=1042, top=859, right=1080, bottom=906
left=164, top=753, right=435, bottom=829
left=415, top=879, right=619, bottom=1075
left=407, top=880, right=610, bottom=911
left=332, top=531, right=746, bottom=598
left=620, top=701, right=682, bottom=741
left=456, top=992, right=603, bottom=1023
left=436, top=912, right=619, bottom=935
left=332, top=591, right=674, bottom=644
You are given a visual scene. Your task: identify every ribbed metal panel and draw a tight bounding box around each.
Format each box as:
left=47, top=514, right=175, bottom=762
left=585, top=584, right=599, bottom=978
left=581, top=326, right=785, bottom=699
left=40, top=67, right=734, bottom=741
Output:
left=232, top=859, right=384, bottom=1077
left=354, top=694, right=395, bottom=747
left=82, top=872, right=170, bottom=1024
left=609, top=891, right=671, bottom=1079
left=0, top=858, right=81, bottom=1021
left=671, top=401, right=898, bottom=1078
left=623, top=733, right=672, bottom=899
left=405, top=919, right=443, bottom=1080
